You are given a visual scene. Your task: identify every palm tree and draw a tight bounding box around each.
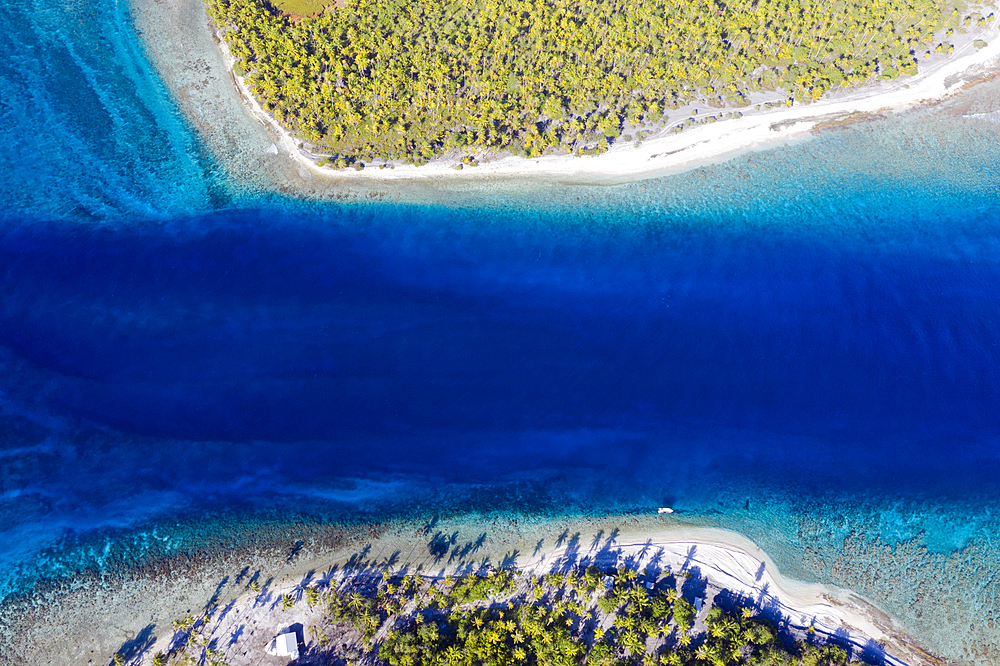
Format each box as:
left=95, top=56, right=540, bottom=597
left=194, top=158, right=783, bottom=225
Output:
left=620, top=629, right=644, bottom=656
left=443, top=645, right=464, bottom=665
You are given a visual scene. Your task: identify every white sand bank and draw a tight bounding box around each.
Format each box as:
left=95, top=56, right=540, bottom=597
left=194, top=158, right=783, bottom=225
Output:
left=224, top=19, right=1000, bottom=185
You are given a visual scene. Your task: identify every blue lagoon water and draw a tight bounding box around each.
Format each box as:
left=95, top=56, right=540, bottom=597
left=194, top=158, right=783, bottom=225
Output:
left=3, top=0, right=1000, bottom=662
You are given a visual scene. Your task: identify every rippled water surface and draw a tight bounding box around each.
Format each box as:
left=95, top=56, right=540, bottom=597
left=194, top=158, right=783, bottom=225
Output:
left=2, top=0, right=1000, bottom=662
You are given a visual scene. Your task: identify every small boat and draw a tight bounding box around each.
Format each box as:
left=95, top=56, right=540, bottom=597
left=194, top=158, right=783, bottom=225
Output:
left=657, top=507, right=674, bottom=514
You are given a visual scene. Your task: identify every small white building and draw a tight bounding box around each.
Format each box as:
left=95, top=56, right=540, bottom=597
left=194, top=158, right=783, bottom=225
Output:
left=266, top=632, right=299, bottom=659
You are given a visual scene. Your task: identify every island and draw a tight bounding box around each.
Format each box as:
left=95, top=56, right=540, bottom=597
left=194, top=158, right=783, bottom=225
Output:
left=76, top=525, right=938, bottom=666
left=149, top=567, right=847, bottom=666
left=204, top=0, right=998, bottom=176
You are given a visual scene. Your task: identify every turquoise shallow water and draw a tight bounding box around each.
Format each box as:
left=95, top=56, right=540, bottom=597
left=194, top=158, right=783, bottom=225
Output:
left=2, top=0, right=1000, bottom=663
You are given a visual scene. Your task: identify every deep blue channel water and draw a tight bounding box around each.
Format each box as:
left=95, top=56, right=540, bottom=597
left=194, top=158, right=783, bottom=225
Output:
left=2, top=0, right=1000, bottom=661
left=3, top=208, right=1000, bottom=482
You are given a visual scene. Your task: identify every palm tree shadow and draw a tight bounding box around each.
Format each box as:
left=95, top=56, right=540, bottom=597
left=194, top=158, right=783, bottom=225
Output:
left=113, top=623, right=156, bottom=665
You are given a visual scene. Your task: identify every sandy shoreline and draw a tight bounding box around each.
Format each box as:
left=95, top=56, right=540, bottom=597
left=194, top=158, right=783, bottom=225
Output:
left=0, top=513, right=947, bottom=665
left=125, top=522, right=934, bottom=666
left=217, top=16, right=1000, bottom=184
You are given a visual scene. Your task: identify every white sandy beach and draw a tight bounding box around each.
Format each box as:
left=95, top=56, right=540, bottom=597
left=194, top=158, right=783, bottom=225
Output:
left=133, top=523, right=935, bottom=666
left=220, top=17, right=1000, bottom=184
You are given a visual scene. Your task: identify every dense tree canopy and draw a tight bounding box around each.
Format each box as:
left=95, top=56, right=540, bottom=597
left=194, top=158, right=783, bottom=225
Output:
left=362, top=566, right=848, bottom=666
left=207, top=0, right=984, bottom=165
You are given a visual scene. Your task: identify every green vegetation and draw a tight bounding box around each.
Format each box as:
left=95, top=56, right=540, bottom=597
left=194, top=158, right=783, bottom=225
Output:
left=318, top=566, right=853, bottom=666
left=268, top=0, right=326, bottom=15
left=208, top=0, right=985, bottom=165
left=155, top=565, right=863, bottom=666
left=161, top=609, right=225, bottom=666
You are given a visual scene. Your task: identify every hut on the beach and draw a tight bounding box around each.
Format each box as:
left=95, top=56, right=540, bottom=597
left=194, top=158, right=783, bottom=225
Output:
left=265, top=632, right=300, bottom=659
